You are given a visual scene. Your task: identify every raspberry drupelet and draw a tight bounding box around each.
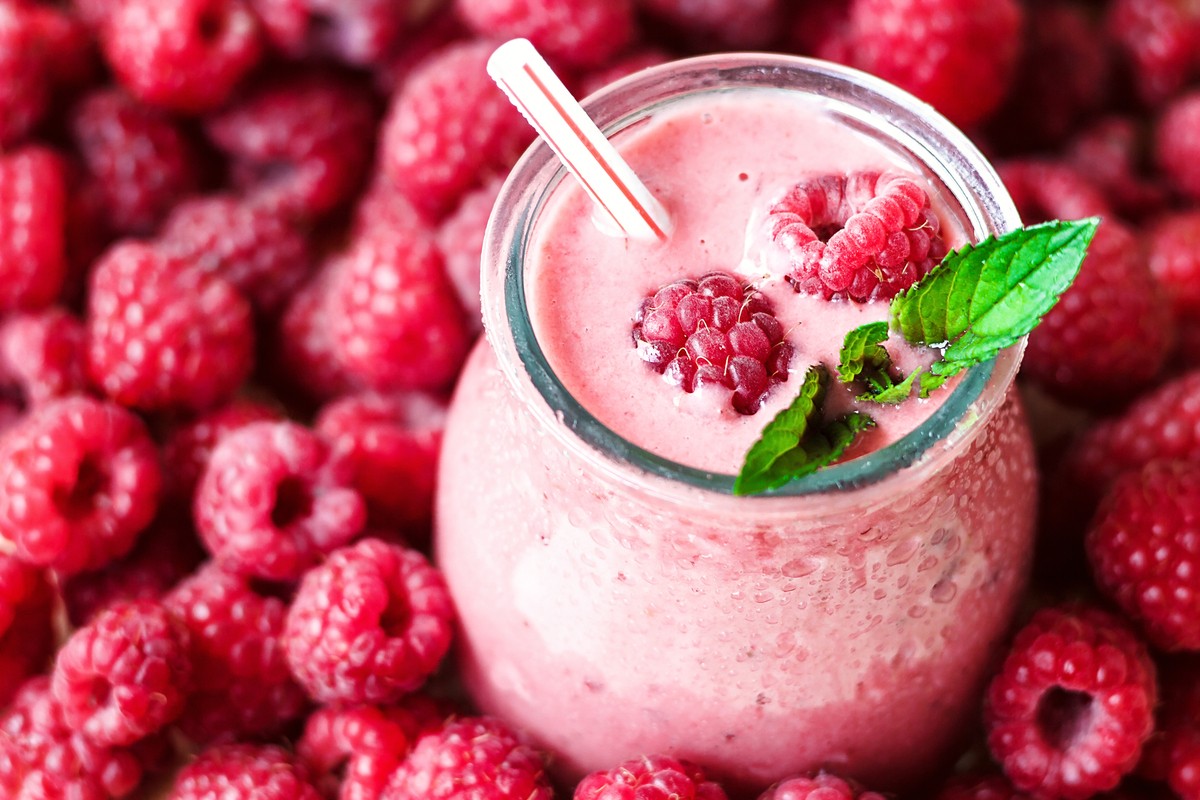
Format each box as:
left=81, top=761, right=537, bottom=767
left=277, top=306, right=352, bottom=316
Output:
left=0, top=146, right=68, bottom=313
left=0, top=396, right=161, bottom=575
left=0, top=554, right=54, bottom=708
left=169, top=743, right=323, bottom=800
left=0, top=307, right=88, bottom=409
left=576, top=755, right=729, bottom=800
left=454, top=0, right=634, bottom=68
left=768, top=171, right=947, bottom=302
left=251, top=0, right=410, bottom=66
left=284, top=538, right=454, bottom=704
left=195, top=421, right=366, bottom=581
left=632, top=271, right=793, bottom=415
left=757, top=772, right=886, bottom=800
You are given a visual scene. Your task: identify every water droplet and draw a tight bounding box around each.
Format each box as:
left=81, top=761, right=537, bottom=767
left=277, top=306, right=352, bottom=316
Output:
left=753, top=591, right=773, bottom=604
left=931, top=578, right=958, bottom=603
left=887, top=538, right=920, bottom=566
left=781, top=557, right=820, bottom=577
left=908, top=604, right=927, bottom=619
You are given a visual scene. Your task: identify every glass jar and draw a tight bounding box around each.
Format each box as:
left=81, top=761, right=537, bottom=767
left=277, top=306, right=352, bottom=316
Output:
left=436, top=54, right=1032, bottom=794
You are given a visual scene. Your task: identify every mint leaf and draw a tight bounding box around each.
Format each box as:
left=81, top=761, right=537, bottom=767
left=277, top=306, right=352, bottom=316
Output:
left=734, top=365, right=876, bottom=496
left=891, top=218, right=1099, bottom=380
left=838, top=322, right=944, bottom=404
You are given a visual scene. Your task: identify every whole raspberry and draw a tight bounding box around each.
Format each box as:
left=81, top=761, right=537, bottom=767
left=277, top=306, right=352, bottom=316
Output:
left=985, top=606, right=1157, bottom=800
left=169, top=743, right=322, bottom=800
left=315, top=392, right=446, bottom=534
left=639, top=0, right=783, bottom=49
left=328, top=225, right=470, bottom=393
left=275, top=265, right=362, bottom=404
left=435, top=176, right=503, bottom=335
left=195, top=421, right=366, bottom=581
left=633, top=271, right=792, bottom=415
left=0, top=677, right=145, bottom=799
left=0, top=555, right=54, bottom=708
left=0, top=396, right=161, bottom=575
left=371, top=8, right=467, bottom=95
left=70, top=89, right=201, bottom=236
left=24, top=2, right=96, bottom=89
left=576, top=755, right=729, bottom=800
left=252, top=0, right=410, bottom=65
left=161, top=399, right=284, bottom=502
left=1106, top=0, right=1200, bottom=106
left=935, top=773, right=1032, bottom=800
left=1148, top=212, right=1200, bottom=321
left=158, top=195, right=313, bottom=314
left=0, top=307, right=87, bottom=409
left=100, top=0, right=262, bottom=113
left=0, top=2, right=51, bottom=147
left=1155, top=91, right=1200, bottom=202
left=164, top=562, right=308, bottom=743
left=770, top=171, right=948, bottom=302
left=578, top=49, right=671, bottom=98
left=1065, top=118, right=1169, bottom=222
left=837, top=0, right=1023, bottom=128
left=757, top=772, right=885, bottom=800
left=86, top=242, right=255, bottom=412
left=381, top=41, right=531, bottom=218
left=205, top=73, right=376, bottom=219
left=381, top=717, right=552, bottom=800
left=284, top=538, right=454, bottom=704
left=454, top=0, right=633, bottom=68
left=0, top=146, right=67, bottom=313
left=997, top=160, right=1113, bottom=222
left=52, top=599, right=191, bottom=747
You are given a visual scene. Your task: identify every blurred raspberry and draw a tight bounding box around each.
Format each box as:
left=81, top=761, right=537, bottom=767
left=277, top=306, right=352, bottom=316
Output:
left=251, top=0, right=411, bottom=65
left=161, top=399, right=284, bottom=502
left=0, top=554, right=54, bottom=708
left=1155, top=90, right=1200, bottom=202
left=371, top=8, right=466, bottom=95
left=455, top=0, right=633, bottom=68
left=1065, top=117, right=1169, bottom=222
left=275, top=264, right=362, bottom=405
left=170, top=743, right=322, bottom=800
left=1106, top=0, right=1200, bottom=106
left=1139, top=658, right=1200, bottom=789
left=576, top=755, right=729, bottom=800
left=998, top=160, right=1112, bottom=223
left=0, top=307, right=87, bottom=409
left=935, top=773, right=1032, bottom=800
left=757, top=772, right=884, bottom=800
left=435, top=176, right=504, bottom=335
left=638, top=0, right=783, bottom=49
left=381, top=40, right=530, bottom=219
left=101, top=0, right=262, bottom=113
left=1148, top=211, right=1200, bottom=326
left=0, top=146, right=67, bottom=313
left=578, top=49, right=671, bottom=98
left=0, top=2, right=52, bottom=146
left=23, top=2, right=96, bottom=88
left=86, top=242, right=255, bottom=412
left=0, top=396, right=161, bottom=575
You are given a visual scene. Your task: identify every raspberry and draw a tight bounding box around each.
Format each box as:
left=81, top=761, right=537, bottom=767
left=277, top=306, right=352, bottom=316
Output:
left=371, top=8, right=467, bottom=95
left=935, top=773, right=1032, bottom=800
left=328, top=225, right=470, bottom=393
left=984, top=606, right=1157, bottom=800
left=454, top=0, right=633, bottom=68
left=0, top=677, right=145, bottom=799
left=0, top=3, right=51, bottom=147
left=205, top=73, right=376, bottom=219
left=70, top=89, right=201, bottom=236
left=381, top=40, right=531, bottom=219
left=838, top=0, right=1023, bottom=128
left=284, top=538, right=454, bottom=704
left=381, top=716, right=552, bottom=800
left=100, top=0, right=262, bottom=113
left=86, top=242, right=255, bottom=413
left=1106, top=0, right=1200, bottom=106
left=633, top=271, right=793, bottom=415
left=0, top=554, right=54, bottom=708
left=1169, top=732, right=1200, bottom=800
left=997, top=160, right=1113, bottom=223
left=1148, top=212, right=1200, bottom=321
left=52, top=599, right=191, bottom=747
left=639, top=0, right=783, bottom=49
left=1155, top=91, right=1200, bottom=202
left=164, top=562, right=308, bottom=743
left=435, top=176, right=504, bottom=335
left=161, top=399, right=284, bottom=502
left=195, top=421, right=366, bottom=581
left=575, top=755, right=728, bottom=800
left=0, top=396, right=161, bottom=575
left=315, top=392, right=446, bottom=535
left=770, top=171, right=947, bottom=302
left=0, top=307, right=87, bottom=409
left=1064, top=118, right=1169, bottom=222
left=578, top=49, right=671, bottom=98
left=275, top=264, right=362, bottom=404
left=169, top=743, right=322, bottom=800
left=251, top=0, right=409, bottom=65
left=0, top=146, right=67, bottom=312
left=757, top=772, right=885, bottom=800
left=158, top=195, right=313, bottom=314
left=24, top=3, right=96, bottom=89
left=1087, top=462, right=1200, bottom=651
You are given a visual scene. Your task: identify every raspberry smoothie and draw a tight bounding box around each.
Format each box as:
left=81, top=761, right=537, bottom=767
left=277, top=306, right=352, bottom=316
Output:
left=436, top=56, right=1034, bottom=794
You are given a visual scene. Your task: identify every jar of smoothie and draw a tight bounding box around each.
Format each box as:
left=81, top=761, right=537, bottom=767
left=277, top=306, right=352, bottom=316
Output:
left=436, top=54, right=1032, bottom=795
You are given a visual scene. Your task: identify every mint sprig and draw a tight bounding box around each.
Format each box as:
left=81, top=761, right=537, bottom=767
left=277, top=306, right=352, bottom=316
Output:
left=733, top=365, right=876, bottom=496
left=836, top=320, right=945, bottom=403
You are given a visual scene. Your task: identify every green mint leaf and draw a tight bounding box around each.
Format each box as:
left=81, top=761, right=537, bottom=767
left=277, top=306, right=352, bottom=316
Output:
left=838, top=321, right=891, bottom=386
left=891, top=218, right=1099, bottom=379
left=734, top=366, right=876, bottom=496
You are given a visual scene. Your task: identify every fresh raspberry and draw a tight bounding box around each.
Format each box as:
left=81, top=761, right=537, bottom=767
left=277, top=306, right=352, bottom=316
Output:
left=161, top=399, right=284, bottom=502
left=381, top=716, right=552, bottom=800
left=632, top=271, right=793, bottom=415
left=251, top=0, right=410, bottom=65
left=770, top=171, right=947, bottom=302
left=23, top=2, right=96, bottom=89
left=454, top=0, right=633, bottom=68
left=371, top=8, right=467, bottom=95
left=1168, top=732, right=1200, bottom=800
left=315, top=392, right=446, bottom=535
left=0, top=555, right=54, bottom=708
left=169, top=743, right=322, bottom=800
left=435, top=175, right=502, bottom=335
left=0, top=677, right=145, bottom=799
left=639, top=0, right=783, bottom=49
left=0, top=396, right=161, bottom=575
left=1087, top=462, right=1200, bottom=651
left=1064, top=118, right=1169, bottom=222
left=935, top=773, right=1032, bottom=800
left=284, top=537, right=454, bottom=704
left=328, top=225, right=470, bottom=393
left=164, top=562, right=308, bottom=743
left=0, top=307, right=87, bottom=409
left=0, top=146, right=67, bottom=313
left=757, top=772, right=885, bottom=800
left=70, top=89, right=201, bottom=237
left=195, top=421, right=366, bottom=580
left=158, top=195, right=313, bottom=314
left=997, top=160, right=1113, bottom=223
left=578, top=49, right=671, bottom=98
left=381, top=40, right=531, bottom=219
left=52, top=599, right=191, bottom=747
left=1106, top=0, right=1200, bottom=107
left=86, top=242, right=255, bottom=412
left=205, top=72, right=376, bottom=219
left=1155, top=91, right=1200, bottom=202
left=275, top=264, right=362, bottom=404
left=0, top=2, right=52, bottom=147
left=1148, top=212, right=1200, bottom=322
left=984, top=606, right=1157, bottom=800
left=576, top=755, right=728, bottom=800
left=100, top=0, right=262, bottom=113
left=836, top=0, right=1023, bottom=128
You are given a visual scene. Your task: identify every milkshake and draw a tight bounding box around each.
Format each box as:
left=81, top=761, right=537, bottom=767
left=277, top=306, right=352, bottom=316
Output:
left=436, top=55, right=1034, bottom=793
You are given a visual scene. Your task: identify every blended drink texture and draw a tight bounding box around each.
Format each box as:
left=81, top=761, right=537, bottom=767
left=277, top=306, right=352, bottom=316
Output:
left=437, top=88, right=1036, bottom=793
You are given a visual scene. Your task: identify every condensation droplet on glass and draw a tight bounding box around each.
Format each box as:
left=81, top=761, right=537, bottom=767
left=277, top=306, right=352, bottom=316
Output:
left=931, top=578, right=958, bottom=604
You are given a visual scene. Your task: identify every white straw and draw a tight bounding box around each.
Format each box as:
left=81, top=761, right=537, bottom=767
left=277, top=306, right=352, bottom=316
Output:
left=487, top=38, right=672, bottom=242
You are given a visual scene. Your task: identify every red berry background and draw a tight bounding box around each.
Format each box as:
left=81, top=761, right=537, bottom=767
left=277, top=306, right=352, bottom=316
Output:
left=0, top=0, right=1195, bottom=799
